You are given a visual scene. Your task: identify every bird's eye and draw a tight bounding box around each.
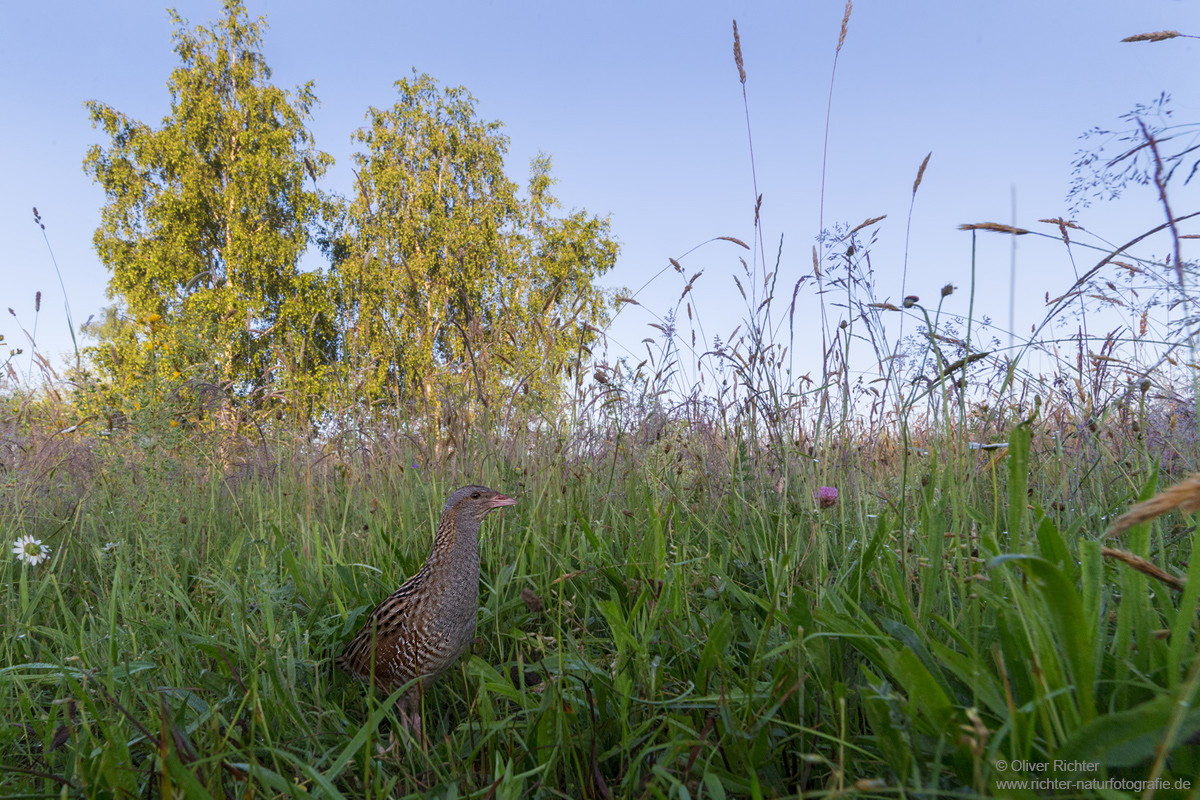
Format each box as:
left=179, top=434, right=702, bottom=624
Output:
left=471, top=492, right=481, bottom=499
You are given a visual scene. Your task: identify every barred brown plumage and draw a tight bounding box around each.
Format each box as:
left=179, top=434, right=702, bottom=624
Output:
left=336, top=485, right=517, bottom=741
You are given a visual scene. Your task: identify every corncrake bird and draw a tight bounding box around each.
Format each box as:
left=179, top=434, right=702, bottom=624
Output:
left=337, top=485, right=517, bottom=741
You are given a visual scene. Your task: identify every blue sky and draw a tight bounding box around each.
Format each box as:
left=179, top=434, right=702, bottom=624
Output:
left=2, top=1, right=1197, bottom=388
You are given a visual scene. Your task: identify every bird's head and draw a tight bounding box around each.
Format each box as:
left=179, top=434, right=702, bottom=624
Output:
left=444, top=485, right=517, bottom=524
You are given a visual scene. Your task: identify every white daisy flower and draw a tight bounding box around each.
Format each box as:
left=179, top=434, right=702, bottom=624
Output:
left=102, top=541, right=120, bottom=553
left=12, top=535, right=51, bottom=566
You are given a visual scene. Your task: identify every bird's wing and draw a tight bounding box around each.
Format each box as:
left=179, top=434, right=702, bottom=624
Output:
left=337, top=570, right=428, bottom=670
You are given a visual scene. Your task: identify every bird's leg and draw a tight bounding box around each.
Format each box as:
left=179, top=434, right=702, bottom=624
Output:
left=396, top=691, right=427, bottom=749
left=396, top=693, right=413, bottom=735
left=411, top=710, right=425, bottom=749
left=411, top=684, right=427, bottom=749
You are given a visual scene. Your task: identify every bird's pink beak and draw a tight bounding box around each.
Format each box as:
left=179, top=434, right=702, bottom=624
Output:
left=487, top=494, right=517, bottom=509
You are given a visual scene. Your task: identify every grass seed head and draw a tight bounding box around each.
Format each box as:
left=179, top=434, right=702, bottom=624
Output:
left=958, top=222, right=1030, bottom=235
left=913, top=152, right=931, bottom=194
left=837, top=1, right=852, bottom=53
left=732, top=20, right=746, bottom=85
left=1121, top=30, right=1182, bottom=43
left=1104, top=473, right=1200, bottom=540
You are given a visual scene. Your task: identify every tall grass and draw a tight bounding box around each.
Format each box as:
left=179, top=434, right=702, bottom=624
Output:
left=4, top=361, right=1199, bottom=798
left=4, top=14, right=1200, bottom=800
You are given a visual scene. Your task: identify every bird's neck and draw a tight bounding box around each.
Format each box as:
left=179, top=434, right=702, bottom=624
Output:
left=425, top=511, right=481, bottom=577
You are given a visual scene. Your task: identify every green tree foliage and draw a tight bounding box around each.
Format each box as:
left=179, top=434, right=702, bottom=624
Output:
left=81, top=0, right=335, bottom=420
left=79, top=4, right=616, bottom=435
left=334, top=74, right=618, bottom=426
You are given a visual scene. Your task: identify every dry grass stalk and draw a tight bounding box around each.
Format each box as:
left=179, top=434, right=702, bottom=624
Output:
left=1121, top=31, right=1182, bottom=43
left=937, top=352, right=990, bottom=379
left=957, top=222, right=1031, bottom=235
left=1038, top=217, right=1080, bottom=229
left=1101, top=547, right=1186, bottom=592
left=849, top=215, right=886, bottom=236
left=837, top=1, right=853, bottom=53
left=1038, top=217, right=1080, bottom=244
left=913, top=152, right=931, bottom=195
left=732, top=21, right=746, bottom=85
left=1103, top=473, right=1200, bottom=539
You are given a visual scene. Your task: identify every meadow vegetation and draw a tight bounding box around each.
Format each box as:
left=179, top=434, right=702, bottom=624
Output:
left=3, top=3, right=1200, bottom=798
